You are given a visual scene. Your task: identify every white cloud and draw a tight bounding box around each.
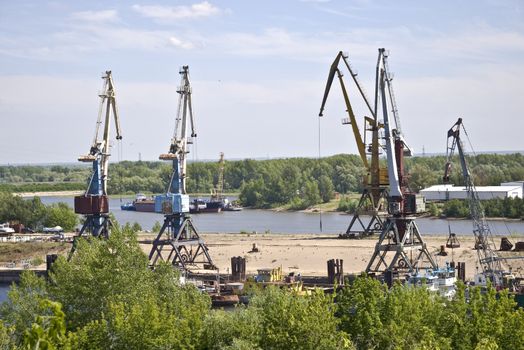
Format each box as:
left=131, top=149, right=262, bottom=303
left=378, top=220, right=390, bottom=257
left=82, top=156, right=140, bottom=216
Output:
left=205, top=27, right=384, bottom=63
left=0, top=24, right=197, bottom=61
left=169, top=36, right=194, bottom=49
left=132, top=2, right=221, bottom=21
left=427, top=29, right=524, bottom=60
left=71, top=10, right=119, bottom=23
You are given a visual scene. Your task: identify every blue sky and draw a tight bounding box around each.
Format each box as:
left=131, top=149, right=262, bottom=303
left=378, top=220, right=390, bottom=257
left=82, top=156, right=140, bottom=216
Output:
left=0, top=1, right=523, bottom=164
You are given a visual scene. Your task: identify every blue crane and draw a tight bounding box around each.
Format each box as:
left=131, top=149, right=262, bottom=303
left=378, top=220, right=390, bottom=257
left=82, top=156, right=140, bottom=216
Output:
left=74, top=71, right=122, bottom=239
left=149, top=66, right=216, bottom=271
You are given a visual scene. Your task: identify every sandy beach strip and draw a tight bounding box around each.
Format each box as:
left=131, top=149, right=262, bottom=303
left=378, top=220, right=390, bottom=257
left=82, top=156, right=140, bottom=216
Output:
left=140, top=233, right=524, bottom=280
left=15, top=190, right=84, bottom=198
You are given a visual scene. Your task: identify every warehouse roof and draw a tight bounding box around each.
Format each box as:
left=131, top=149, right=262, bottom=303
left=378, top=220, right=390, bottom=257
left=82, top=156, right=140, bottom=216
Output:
left=421, top=184, right=521, bottom=192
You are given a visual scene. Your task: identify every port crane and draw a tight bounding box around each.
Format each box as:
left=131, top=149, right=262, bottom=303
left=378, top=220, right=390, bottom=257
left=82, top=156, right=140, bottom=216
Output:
left=443, top=118, right=511, bottom=286
left=319, top=51, right=388, bottom=238
left=74, top=71, right=122, bottom=239
left=148, top=66, right=216, bottom=271
left=210, top=152, right=225, bottom=201
left=365, top=49, right=436, bottom=274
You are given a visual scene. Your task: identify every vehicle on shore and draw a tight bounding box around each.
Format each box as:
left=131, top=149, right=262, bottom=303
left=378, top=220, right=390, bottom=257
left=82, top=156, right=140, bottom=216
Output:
left=42, top=226, right=64, bottom=233
left=0, top=223, right=15, bottom=234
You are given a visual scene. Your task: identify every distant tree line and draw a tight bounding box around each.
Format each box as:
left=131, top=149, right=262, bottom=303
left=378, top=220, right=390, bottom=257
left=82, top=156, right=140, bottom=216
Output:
left=0, top=182, right=85, bottom=193
left=436, top=198, right=524, bottom=219
left=2, top=153, right=524, bottom=215
left=404, top=153, right=524, bottom=192
left=0, top=165, right=89, bottom=184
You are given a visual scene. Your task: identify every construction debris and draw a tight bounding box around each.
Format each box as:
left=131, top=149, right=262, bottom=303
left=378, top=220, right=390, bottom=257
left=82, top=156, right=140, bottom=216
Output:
left=500, top=237, right=513, bottom=251
left=446, top=233, right=460, bottom=249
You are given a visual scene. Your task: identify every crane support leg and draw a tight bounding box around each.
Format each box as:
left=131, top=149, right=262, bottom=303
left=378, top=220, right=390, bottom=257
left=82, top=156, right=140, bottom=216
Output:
left=341, top=188, right=388, bottom=239
left=366, top=217, right=436, bottom=274
left=68, top=214, right=111, bottom=260
left=149, top=213, right=216, bottom=271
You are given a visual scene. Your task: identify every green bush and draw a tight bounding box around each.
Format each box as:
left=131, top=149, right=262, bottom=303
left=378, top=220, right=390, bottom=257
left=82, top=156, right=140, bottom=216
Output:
left=338, top=196, right=359, bottom=213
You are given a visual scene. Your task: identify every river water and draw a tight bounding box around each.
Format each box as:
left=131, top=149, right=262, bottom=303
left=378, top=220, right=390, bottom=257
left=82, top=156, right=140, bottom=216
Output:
left=0, top=284, right=9, bottom=303
left=37, top=196, right=524, bottom=236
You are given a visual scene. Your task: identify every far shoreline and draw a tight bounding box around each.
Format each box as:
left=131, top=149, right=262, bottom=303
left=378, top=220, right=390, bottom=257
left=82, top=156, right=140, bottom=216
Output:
left=12, top=191, right=524, bottom=222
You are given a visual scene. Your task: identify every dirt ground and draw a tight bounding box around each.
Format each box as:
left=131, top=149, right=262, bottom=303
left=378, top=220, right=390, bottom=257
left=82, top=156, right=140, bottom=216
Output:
left=2, top=232, right=524, bottom=281
left=141, top=233, right=524, bottom=279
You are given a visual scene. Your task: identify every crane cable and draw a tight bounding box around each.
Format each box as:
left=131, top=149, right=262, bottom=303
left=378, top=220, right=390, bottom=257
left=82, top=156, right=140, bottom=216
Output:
left=117, top=137, right=123, bottom=204
left=465, top=123, right=516, bottom=250
left=318, top=115, right=323, bottom=232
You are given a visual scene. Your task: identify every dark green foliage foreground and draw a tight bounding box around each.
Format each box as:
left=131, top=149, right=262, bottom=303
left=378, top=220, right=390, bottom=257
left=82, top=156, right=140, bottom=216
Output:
left=1, top=228, right=524, bottom=349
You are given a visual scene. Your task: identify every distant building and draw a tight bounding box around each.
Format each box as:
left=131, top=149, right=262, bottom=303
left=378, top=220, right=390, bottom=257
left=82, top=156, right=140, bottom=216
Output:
left=501, top=181, right=524, bottom=198
left=420, top=183, right=522, bottom=202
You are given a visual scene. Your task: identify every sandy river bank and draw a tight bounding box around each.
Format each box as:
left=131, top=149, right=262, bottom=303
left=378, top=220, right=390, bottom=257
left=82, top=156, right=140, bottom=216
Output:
left=141, top=233, right=524, bottom=280
left=2, top=232, right=524, bottom=281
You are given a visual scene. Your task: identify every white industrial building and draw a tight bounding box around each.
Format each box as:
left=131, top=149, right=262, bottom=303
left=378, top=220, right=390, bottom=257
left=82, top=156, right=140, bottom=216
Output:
left=501, top=181, right=524, bottom=196
left=420, top=183, right=523, bottom=202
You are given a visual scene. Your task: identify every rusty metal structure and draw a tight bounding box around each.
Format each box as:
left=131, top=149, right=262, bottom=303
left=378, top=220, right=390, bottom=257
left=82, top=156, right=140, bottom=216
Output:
left=148, top=66, right=216, bottom=272
left=327, top=258, right=344, bottom=285
left=446, top=233, right=461, bottom=249
left=231, top=256, right=246, bottom=281
left=73, top=71, right=122, bottom=240
left=365, top=49, right=436, bottom=274
left=319, top=51, right=388, bottom=238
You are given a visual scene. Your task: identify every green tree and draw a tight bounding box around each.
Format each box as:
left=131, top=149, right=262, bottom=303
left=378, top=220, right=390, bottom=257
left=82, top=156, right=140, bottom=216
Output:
left=201, top=306, right=262, bottom=350
left=337, top=275, right=386, bottom=349
left=22, top=300, right=77, bottom=349
left=152, top=221, right=162, bottom=232
left=131, top=222, right=142, bottom=233
left=318, top=175, right=335, bottom=203
left=302, top=180, right=321, bottom=207
left=338, top=196, right=358, bottom=213
left=44, top=203, right=78, bottom=231
left=0, top=271, right=49, bottom=344
left=203, top=287, right=352, bottom=350
left=0, top=321, right=16, bottom=350
left=239, top=179, right=265, bottom=208
left=427, top=202, right=440, bottom=216
left=408, top=163, right=438, bottom=192
left=48, top=227, right=210, bottom=348
left=442, top=199, right=469, bottom=218
left=252, top=287, right=352, bottom=350
left=26, top=196, right=48, bottom=229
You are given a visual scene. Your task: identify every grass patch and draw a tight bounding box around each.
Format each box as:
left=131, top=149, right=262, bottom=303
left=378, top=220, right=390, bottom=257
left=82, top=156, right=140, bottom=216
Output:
left=0, top=242, right=69, bottom=263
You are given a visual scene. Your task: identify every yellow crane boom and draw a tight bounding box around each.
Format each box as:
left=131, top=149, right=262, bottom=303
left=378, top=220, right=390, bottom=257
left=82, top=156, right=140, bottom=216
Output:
left=319, top=52, right=368, bottom=168
left=319, top=50, right=388, bottom=238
